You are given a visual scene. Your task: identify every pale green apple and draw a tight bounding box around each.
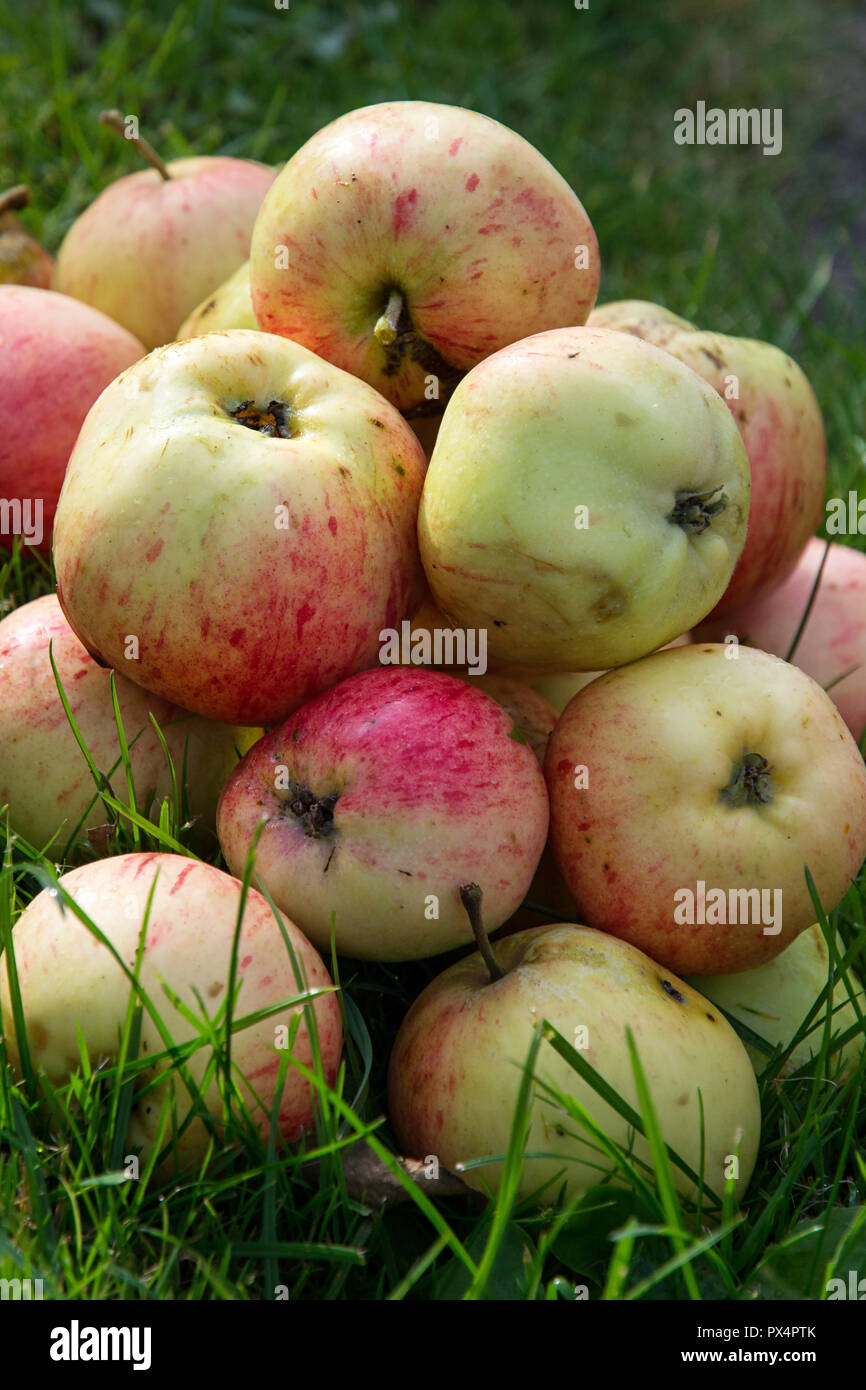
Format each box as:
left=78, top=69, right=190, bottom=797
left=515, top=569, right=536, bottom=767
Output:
left=588, top=299, right=826, bottom=615
left=685, top=925, right=865, bottom=1075
left=178, top=259, right=256, bottom=338
left=388, top=923, right=760, bottom=1205
left=418, top=326, right=750, bottom=672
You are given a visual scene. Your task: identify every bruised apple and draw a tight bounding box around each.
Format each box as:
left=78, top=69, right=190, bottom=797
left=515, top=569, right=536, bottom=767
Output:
left=418, top=327, right=749, bottom=673
left=388, top=922, right=760, bottom=1205
left=545, top=644, right=866, bottom=976
left=588, top=300, right=826, bottom=614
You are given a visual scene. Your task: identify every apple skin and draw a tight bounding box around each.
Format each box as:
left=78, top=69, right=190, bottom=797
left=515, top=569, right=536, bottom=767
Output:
left=388, top=923, right=760, bottom=1205
left=545, top=644, right=866, bottom=976
left=0, top=205, right=53, bottom=287
left=419, top=326, right=750, bottom=673
left=0, top=854, right=342, bottom=1166
left=685, top=925, right=864, bottom=1076
left=52, top=330, right=427, bottom=726
left=178, top=259, right=257, bottom=338
left=216, top=667, right=549, bottom=961
left=0, top=286, right=144, bottom=554
left=54, top=157, right=275, bottom=350
left=250, top=101, right=600, bottom=412
left=0, top=594, right=260, bottom=856
left=695, top=538, right=866, bottom=742
left=588, top=300, right=826, bottom=615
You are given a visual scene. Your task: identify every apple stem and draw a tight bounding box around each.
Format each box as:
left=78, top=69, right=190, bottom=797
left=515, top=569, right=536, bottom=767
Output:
left=0, top=185, right=31, bottom=216
left=459, top=882, right=504, bottom=984
left=374, top=289, right=404, bottom=347
left=99, top=109, right=172, bottom=181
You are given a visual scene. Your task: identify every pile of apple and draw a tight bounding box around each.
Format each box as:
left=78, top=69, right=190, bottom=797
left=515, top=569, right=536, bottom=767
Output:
left=1, top=101, right=865, bottom=1211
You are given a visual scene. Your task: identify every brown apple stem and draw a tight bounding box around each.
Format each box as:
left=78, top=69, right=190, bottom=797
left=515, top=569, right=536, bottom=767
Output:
left=374, top=289, right=403, bottom=346
left=99, top=109, right=172, bottom=181
left=459, top=882, right=504, bottom=984
left=0, top=185, right=31, bottom=216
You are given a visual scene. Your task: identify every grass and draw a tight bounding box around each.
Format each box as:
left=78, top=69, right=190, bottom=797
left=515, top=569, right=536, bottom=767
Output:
left=1, top=0, right=865, bottom=1301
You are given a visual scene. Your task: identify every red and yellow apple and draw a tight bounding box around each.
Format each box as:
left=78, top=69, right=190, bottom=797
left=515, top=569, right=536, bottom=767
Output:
left=545, top=644, right=866, bottom=975
left=0, top=853, right=342, bottom=1166
left=52, top=330, right=427, bottom=726
left=250, top=101, right=600, bottom=412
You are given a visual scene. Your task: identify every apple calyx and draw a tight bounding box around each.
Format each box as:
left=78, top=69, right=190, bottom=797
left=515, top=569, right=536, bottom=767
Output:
left=279, top=781, right=339, bottom=839
left=668, top=484, right=729, bottom=536
left=719, top=752, right=772, bottom=809
left=459, top=881, right=505, bottom=984
left=99, top=109, right=172, bottom=181
left=229, top=399, right=293, bottom=438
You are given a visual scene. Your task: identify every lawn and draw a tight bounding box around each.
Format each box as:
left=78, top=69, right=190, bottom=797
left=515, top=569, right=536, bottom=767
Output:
left=0, top=0, right=865, bottom=1302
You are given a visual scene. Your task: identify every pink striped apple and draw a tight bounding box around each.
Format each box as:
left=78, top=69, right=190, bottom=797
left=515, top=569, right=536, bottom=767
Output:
left=250, top=101, right=600, bottom=412
left=0, top=286, right=144, bottom=554
left=216, top=667, right=550, bottom=960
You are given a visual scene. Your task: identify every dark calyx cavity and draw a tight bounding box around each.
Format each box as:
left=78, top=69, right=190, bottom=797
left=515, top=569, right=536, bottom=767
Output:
left=281, top=781, right=338, bottom=839
left=230, top=399, right=293, bottom=438
left=668, top=485, right=728, bottom=535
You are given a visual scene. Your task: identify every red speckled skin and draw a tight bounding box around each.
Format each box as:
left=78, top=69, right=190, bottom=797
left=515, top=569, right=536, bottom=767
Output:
left=217, top=667, right=550, bottom=960
left=251, top=102, right=600, bottom=410
left=696, top=538, right=866, bottom=742
left=52, top=331, right=427, bottom=725
left=588, top=301, right=826, bottom=615
left=54, top=157, right=275, bottom=349
left=544, top=644, right=866, bottom=976
left=0, top=853, right=342, bottom=1167
left=0, top=286, right=144, bottom=553
left=0, top=593, right=254, bottom=853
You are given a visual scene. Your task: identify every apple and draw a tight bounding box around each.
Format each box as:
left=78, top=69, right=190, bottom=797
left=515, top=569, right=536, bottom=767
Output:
left=419, top=326, right=750, bottom=673
left=685, top=925, right=865, bottom=1076
left=0, top=853, right=342, bottom=1166
left=0, top=594, right=260, bottom=857
left=509, top=633, right=693, bottom=716
left=545, top=644, right=866, bottom=976
left=0, top=185, right=53, bottom=287
left=588, top=300, right=826, bottom=614
left=695, top=538, right=866, bottom=742
left=250, top=101, right=600, bottom=412
left=178, top=259, right=257, bottom=338
left=53, top=111, right=275, bottom=350
left=52, top=329, right=427, bottom=726
left=216, top=667, right=549, bottom=961
left=0, top=286, right=144, bottom=554
left=388, top=921, right=760, bottom=1205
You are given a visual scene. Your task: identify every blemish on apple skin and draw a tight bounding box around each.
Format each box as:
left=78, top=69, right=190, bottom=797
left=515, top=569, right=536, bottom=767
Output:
left=229, top=628, right=245, bottom=647
left=465, top=173, right=479, bottom=192
left=659, top=978, right=687, bottom=1004
left=448, top=138, right=463, bottom=157
left=207, top=981, right=223, bottom=999
left=240, top=955, right=253, bottom=969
